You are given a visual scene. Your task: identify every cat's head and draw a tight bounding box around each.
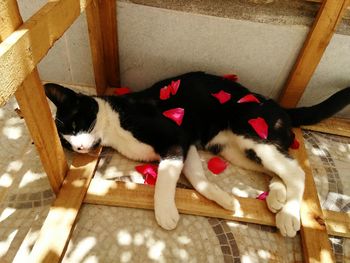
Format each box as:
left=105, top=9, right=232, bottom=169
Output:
left=44, top=83, right=101, bottom=153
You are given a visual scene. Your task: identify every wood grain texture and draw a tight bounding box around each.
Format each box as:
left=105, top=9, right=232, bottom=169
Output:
left=85, top=179, right=276, bottom=225
left=29, top=148, right=101, bottom=263
left=86, top=0, right=108, bottom=95
left=98, top=0, right=120, bottom=88
left=324, top=210, right=350, bottom=238
left=279, top=0, right=350, bottom=108
left=302, top=117, right=350, bottom=137
left=0, top=0, right=68, bottom=194
left=291, top=128, right=335, bottom=263
left=0, top=0, right=92, bottom=106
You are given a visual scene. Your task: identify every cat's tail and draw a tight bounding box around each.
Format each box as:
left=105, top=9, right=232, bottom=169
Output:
left=285, top=87, right=350, bottom=127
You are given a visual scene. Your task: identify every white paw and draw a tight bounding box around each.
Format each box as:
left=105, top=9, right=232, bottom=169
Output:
left=266, top=186, right=286, bottom=213
left=276, top=205, right=300, bottom=237
left=154, top=201, right=179, bottom=230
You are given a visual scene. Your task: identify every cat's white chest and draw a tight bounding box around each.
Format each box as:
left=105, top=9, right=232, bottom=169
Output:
left=94, top=98, right=160, bottom=162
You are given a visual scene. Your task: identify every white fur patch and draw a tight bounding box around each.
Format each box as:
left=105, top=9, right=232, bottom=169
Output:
left=63, top=133, right=96, bottom=153
left=92, top=98, right=160, bottom=162
left=183, top=145, right=238, bottom=211
left=154, top=159, right=183, bottom=230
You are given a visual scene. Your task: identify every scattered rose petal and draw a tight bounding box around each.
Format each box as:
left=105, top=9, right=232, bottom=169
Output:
left=114, top=87, right=132, bottom=96
left=256, top=191, right=269, bottom=201
left=135, top=164, right=158, bottom=185
left=223, top=74, right=238, bottom=82
left=160, top=86, right=171, bottom=100
left=238, top=94, right=260, bottom=104
left=211, top=90, right=232, bottom=104
left=163, top=108, right=185, bottom=126
left=170, top=79, right=181, bottom=95
left=208, top=157, right=228, bottom=174
left=290, top=138, right=300, bottom=149
left=248, top=117, right=269, bottom=139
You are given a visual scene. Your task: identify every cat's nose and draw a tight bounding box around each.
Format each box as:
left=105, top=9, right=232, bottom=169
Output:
left=77, top=146, right=83, bottom=151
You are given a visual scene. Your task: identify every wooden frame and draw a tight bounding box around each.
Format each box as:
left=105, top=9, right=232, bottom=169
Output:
left=0, top=0, right=349, bottom=262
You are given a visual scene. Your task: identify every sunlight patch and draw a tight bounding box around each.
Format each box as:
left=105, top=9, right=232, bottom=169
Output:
left=3, top=126, right=22, bottom=139
left=0, top=207, right=16, bottom=222
left=117, top=230, right=132, bottom=246
left=7, top=160, right=23, bottom=172
left=148, top=241, right=165, bottom=260
left=0, top=173, right=13, bottom=187
left=0, top=229, right=17, bottom=257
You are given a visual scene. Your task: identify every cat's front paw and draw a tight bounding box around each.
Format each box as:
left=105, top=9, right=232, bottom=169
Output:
left=266, top=186, right=286, bottom=213
left=154, top=201, right=179, bottom=230
left=275, top=203, right=300, bottom=237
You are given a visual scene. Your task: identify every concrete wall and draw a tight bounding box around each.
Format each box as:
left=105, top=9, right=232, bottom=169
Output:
left=17, top=1, right=350, bottom=117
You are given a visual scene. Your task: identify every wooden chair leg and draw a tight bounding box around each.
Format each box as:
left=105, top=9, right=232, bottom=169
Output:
left=0, top=0, right=68, bottom=194
left=87, top=0, right=120, bottom=95
left=279, top=0, right=350, bottom=108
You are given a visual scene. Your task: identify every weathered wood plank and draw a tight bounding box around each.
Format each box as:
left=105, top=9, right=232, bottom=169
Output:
left=85, top=179, right=276, bottom=226
left=86, top=0, right=108, bottom=95
left=302, top=117, right=350, bottom=138
left=279, top=0, right=350, bottom=108
left=98, top=0, right=120, bottom=88
left=28, top=148, right=101, bottom=263
left=291, top=128, right=335, bottom=263
left=0, top=0, right=92, bottom=106
left=324, top=210, right=350, bottom=238
left=0, top=0, right=68, bottom=194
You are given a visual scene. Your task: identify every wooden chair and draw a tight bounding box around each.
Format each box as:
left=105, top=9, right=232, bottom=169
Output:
left=0, top=0, right=349, bottom=262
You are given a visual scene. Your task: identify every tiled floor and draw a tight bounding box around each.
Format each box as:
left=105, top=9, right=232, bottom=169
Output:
left=0, top=97, right=349, bottom=262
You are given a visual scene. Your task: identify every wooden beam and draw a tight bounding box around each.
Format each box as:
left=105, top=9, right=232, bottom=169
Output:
left=0, top=0, right=68, bottom=194
left=28, top=148, right=101, bottom=263
left=291, top=128, right=335, bottom=263
left=302, top=117, right=350, bottom=137
left=85, top=179, right=276, bottom=225
left=324, top=210, right=350, bottom=238
left=279, top=0, right=350, bottom=108
left=86, top=0, right=108, bottom=95
left=15, top=72, right=69, bottom=193
left=98, top=0, right=120, bottom=88
left=0, top=0, right=92, bottom=106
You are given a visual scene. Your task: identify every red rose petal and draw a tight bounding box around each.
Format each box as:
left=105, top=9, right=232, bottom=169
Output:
left=170, top=79, right=181, bottom=95
left=223, top=74, right=238, bottom=82
left=208, top=157, right=228, bottom=174
left=238, top=94, right=260, bottom=104
left=114, top=87, right=132, bottom=96
left=135, top=164, right=158, bottom=185
left=256, top=191, right=269, bottom=201
left=160, top=86, right=171, bottom=100
left=290, top=138, right=300, bottom=149
left=163, top=108, right=185, bottom=126
left=211, top=90, right=231, bottom=104
left=248, top=117, right=269, bottom=139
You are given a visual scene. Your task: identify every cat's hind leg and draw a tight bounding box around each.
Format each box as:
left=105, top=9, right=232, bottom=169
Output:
left=183, top=145, right=239, bottom=211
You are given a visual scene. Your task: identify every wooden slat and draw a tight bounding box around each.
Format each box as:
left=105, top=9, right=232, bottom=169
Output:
left=0, top=0, right=68, bottom=194
left=324, top=210, right=350, bottom=238
left=86, top=0, right=108, bottom=95
left=302, top=117, right=350, bottom=137
left=98, top=0, right=120, bottom=88
left=85, top=179, right=276, bottom=226
left=85, top=179, right=350, bottom=238
left=0, top=0, right=92, bottom=106
left=28, top=148, right=101, bottom=263
left=15, top=72, right=68, bottom=193
left=279, top=0, right=350, bottom=108
left=291, top=128, right=335, bottom=263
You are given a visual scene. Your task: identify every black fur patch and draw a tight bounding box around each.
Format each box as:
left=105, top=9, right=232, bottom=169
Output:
left=207, top=144, right=223, bottom=155
left=245, top=149, right=262, bottom=165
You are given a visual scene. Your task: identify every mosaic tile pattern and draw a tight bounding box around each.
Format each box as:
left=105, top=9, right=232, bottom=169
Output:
left=1, top=98, right=349, bottom=262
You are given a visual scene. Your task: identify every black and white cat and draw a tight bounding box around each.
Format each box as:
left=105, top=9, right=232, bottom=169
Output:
left=45, top=72, right=350, bottom=237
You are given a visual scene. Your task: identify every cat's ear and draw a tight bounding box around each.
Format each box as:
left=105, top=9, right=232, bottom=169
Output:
left=44, top=83, right=77, bottom=107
